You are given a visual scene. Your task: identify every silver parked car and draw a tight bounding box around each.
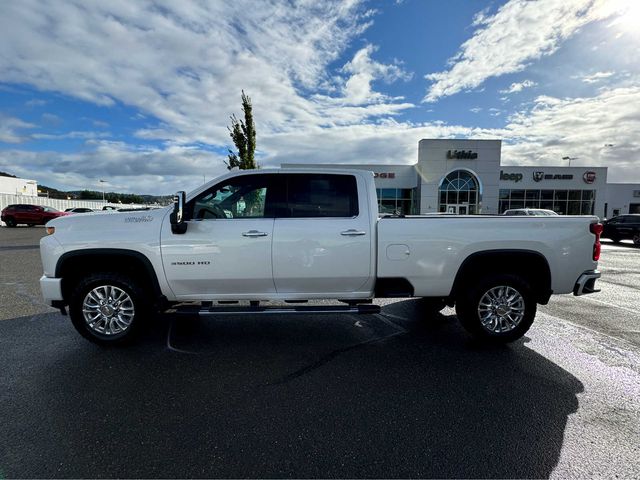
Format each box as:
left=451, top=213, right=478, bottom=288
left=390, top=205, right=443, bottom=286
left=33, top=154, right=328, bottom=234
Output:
left=502, top=208, right=559, bottom=216
left=64, top=208, right=95, bottom=214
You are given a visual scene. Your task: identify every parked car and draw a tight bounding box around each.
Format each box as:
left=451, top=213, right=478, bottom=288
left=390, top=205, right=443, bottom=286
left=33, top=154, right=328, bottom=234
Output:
left=502, top=208, right=559, bottom=216
left=601, top=214, right=640, bottom=245
left=40, top=168, right=602, bottom=346
left=1, top=204, right=69, bottom=227
left=64, top=208, right=94, bottom=213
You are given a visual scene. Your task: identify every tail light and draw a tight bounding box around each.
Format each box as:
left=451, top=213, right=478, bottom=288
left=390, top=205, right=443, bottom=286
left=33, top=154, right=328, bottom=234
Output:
left=590, top=223, right=603, bottom=261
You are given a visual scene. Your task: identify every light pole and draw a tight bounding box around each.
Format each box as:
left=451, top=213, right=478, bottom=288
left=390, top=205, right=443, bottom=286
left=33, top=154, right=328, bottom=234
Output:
left=562, top=156, right=579, bottom=166
left=99, top=179, right=106, bottom=204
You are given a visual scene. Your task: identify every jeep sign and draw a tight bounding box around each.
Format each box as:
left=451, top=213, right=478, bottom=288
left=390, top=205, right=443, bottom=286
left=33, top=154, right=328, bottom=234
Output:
left=500, top=171, right=523, bottom=182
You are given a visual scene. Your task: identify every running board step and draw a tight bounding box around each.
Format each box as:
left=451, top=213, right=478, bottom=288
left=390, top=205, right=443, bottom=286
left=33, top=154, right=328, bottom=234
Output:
left=176, top=304, right=381, bottom=316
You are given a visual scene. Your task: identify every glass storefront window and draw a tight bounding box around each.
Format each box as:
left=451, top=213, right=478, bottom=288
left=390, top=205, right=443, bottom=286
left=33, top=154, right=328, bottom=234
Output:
left=541, top=190, right=554, bottom=200
left=569, top=190, right=581, bottom=201
left=498, top=189, right=595, bottom=215
left=376, top=188, right=416, bottom=215
left=526, top=190, right=540, bottom=200
left=555, top=190, right=568, bottom=201
left=568, top=201, right=581, bottom=215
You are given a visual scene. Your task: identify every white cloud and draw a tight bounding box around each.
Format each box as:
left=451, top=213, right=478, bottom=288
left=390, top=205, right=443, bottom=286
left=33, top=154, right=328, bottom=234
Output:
left=471, top=7, right=492, bottom=27
left=424, top=0, right=628, bottom=102
left=25, top=99, right=48, bottom=107
left=31, top=131, right=110, bottom=140
left=0, top=141, right=227, bottom=194
left=580, top=71, right=615, bottom=83
left=499, top=79, right=537, bottom=94
left=501, top=85, right=640, bottom=182
left=0, top=0, right=638, bottom=193
left=41, top=113, right=63, bottom=126
left=339, top=44, right=412, bottom=105
left=3, top=81, right=639, bottom=191
left=0, top=115, right=35, bottom=143
left=0, top=0, right=408, bottom=147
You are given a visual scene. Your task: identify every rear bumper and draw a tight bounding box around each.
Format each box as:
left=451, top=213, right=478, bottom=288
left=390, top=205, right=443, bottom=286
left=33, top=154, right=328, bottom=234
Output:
left=573, top=270, right=601, bottom=296
left=40, top=275, right=64, bottom=303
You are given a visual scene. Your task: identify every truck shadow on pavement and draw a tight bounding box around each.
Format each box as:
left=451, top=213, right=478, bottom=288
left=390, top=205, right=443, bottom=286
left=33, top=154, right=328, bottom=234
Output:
left=0, top=299, right=583, bottom=479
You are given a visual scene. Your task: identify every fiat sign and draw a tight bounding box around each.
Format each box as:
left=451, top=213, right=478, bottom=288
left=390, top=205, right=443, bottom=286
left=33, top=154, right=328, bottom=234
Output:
left=583, top=171, right=596, bottom=184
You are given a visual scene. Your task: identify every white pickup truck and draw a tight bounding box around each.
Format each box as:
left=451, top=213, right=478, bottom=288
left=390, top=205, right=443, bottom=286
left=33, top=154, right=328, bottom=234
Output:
left=40, top=168, right=602, bottom=345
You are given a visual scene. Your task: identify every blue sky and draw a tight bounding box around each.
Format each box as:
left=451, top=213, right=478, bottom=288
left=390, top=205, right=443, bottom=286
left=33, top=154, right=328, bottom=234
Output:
left=0, top=0, right=638, bottom=194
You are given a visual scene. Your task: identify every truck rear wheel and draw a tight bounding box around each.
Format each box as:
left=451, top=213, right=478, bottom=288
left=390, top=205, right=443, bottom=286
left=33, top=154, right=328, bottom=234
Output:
left=455, top=273, right=536, bottom=343
left=68, top=273, right=149, bottom=345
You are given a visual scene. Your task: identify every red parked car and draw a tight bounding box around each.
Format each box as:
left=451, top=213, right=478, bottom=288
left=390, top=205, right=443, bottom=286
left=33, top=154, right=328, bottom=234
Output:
left=1, top=204, right=69, bottom=227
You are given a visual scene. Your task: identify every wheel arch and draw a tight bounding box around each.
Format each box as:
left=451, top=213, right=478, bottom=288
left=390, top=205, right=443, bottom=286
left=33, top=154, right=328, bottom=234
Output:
left=450, top=249, right=552, bottom=305
left=56, top=249, right=164, bottom=306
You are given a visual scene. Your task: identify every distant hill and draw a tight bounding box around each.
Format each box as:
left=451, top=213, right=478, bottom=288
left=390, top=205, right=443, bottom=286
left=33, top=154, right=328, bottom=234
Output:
left=1, top=170, right=172, bottom=205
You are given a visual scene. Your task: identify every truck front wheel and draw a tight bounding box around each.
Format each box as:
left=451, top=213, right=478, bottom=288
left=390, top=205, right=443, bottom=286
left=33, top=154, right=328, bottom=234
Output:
left=68, top=273, right=149, bottom=345
left=455, top=273, right=536, bottom=343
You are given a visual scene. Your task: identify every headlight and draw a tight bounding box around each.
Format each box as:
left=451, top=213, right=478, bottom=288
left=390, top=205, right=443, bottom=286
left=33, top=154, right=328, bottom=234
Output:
left=46, top=226, right=55, bottom=235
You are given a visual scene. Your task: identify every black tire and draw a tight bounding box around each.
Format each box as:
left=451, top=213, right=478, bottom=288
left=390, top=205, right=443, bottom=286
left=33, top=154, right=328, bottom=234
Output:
left=610, top=236, right=621, bottom=244
left=27, top=223, right=35, bottom=227
left=455, top=273, right=536, bottom=343
left=68, top=272, right=150, bottom=346
left=633, top=233, right=640, bottom=246
left=4, top=217, right=17, bottom=227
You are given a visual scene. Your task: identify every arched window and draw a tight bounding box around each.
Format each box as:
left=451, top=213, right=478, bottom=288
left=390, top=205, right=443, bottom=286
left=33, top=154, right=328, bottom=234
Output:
left=438, top=170, right=480, bottom=214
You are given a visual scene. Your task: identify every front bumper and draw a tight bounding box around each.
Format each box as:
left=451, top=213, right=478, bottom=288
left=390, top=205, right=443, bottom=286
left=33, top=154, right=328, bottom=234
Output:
left=573, top=270, right=601, bottom=296
left=40, top=275, right=63, bottom=303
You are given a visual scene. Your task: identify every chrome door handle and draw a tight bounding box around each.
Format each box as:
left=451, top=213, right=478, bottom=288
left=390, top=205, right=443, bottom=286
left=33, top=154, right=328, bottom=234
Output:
left=341, top=229, right=366, bottom=236
left=242, top=230, right=268, bottom=237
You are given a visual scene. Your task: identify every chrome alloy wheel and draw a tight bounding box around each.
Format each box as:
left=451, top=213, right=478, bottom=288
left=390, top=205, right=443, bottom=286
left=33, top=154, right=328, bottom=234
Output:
left=477, top=285, right=525, bottom=333
left=82, top=285, right=135, bottom=336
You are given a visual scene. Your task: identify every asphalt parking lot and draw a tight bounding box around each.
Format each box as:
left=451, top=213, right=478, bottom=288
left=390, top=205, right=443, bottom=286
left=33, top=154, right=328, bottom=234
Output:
left=1, top=227, right=639, bottom=478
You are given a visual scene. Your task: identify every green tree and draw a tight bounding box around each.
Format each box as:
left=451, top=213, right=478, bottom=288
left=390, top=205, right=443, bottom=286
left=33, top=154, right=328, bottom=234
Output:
left=225, top=90, right=258, bottom=170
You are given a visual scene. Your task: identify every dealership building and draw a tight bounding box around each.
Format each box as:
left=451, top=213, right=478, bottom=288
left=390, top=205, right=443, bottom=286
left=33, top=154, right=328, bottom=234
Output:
left=285, top=139, right=640, bottom=218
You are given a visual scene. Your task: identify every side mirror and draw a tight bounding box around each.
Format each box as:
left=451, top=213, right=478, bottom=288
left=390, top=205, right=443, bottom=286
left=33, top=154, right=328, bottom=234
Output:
left=170, top=191, right=187, bottom=234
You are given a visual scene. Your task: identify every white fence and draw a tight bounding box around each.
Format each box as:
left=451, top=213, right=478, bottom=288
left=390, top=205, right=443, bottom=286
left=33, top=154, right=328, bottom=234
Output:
left=0, top=193, right=157, bottom=225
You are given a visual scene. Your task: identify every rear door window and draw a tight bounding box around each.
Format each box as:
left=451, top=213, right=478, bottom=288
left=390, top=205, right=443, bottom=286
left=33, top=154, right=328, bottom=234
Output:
left=284, top=174, right=359, bottom=218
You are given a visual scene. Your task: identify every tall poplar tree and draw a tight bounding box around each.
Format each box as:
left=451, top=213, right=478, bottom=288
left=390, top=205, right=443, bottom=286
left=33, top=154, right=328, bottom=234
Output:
left=225, top=91, right=258, bottom=170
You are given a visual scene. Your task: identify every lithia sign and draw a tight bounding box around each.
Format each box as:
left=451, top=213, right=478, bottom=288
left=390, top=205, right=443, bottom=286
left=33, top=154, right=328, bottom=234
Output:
left=447, top=150, right=478, bottom=159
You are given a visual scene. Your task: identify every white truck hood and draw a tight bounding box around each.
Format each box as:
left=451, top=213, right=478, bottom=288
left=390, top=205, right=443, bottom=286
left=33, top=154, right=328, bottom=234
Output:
left=46, top=207, right=171, bottom=250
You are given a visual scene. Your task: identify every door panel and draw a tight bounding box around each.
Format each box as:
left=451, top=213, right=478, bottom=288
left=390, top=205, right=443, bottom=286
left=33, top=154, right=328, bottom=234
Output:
left=161, top=173, right=280, bottom=299
left=272, top=173, right=372, bottom=295
left=161, top=218, right=275, bottom=297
